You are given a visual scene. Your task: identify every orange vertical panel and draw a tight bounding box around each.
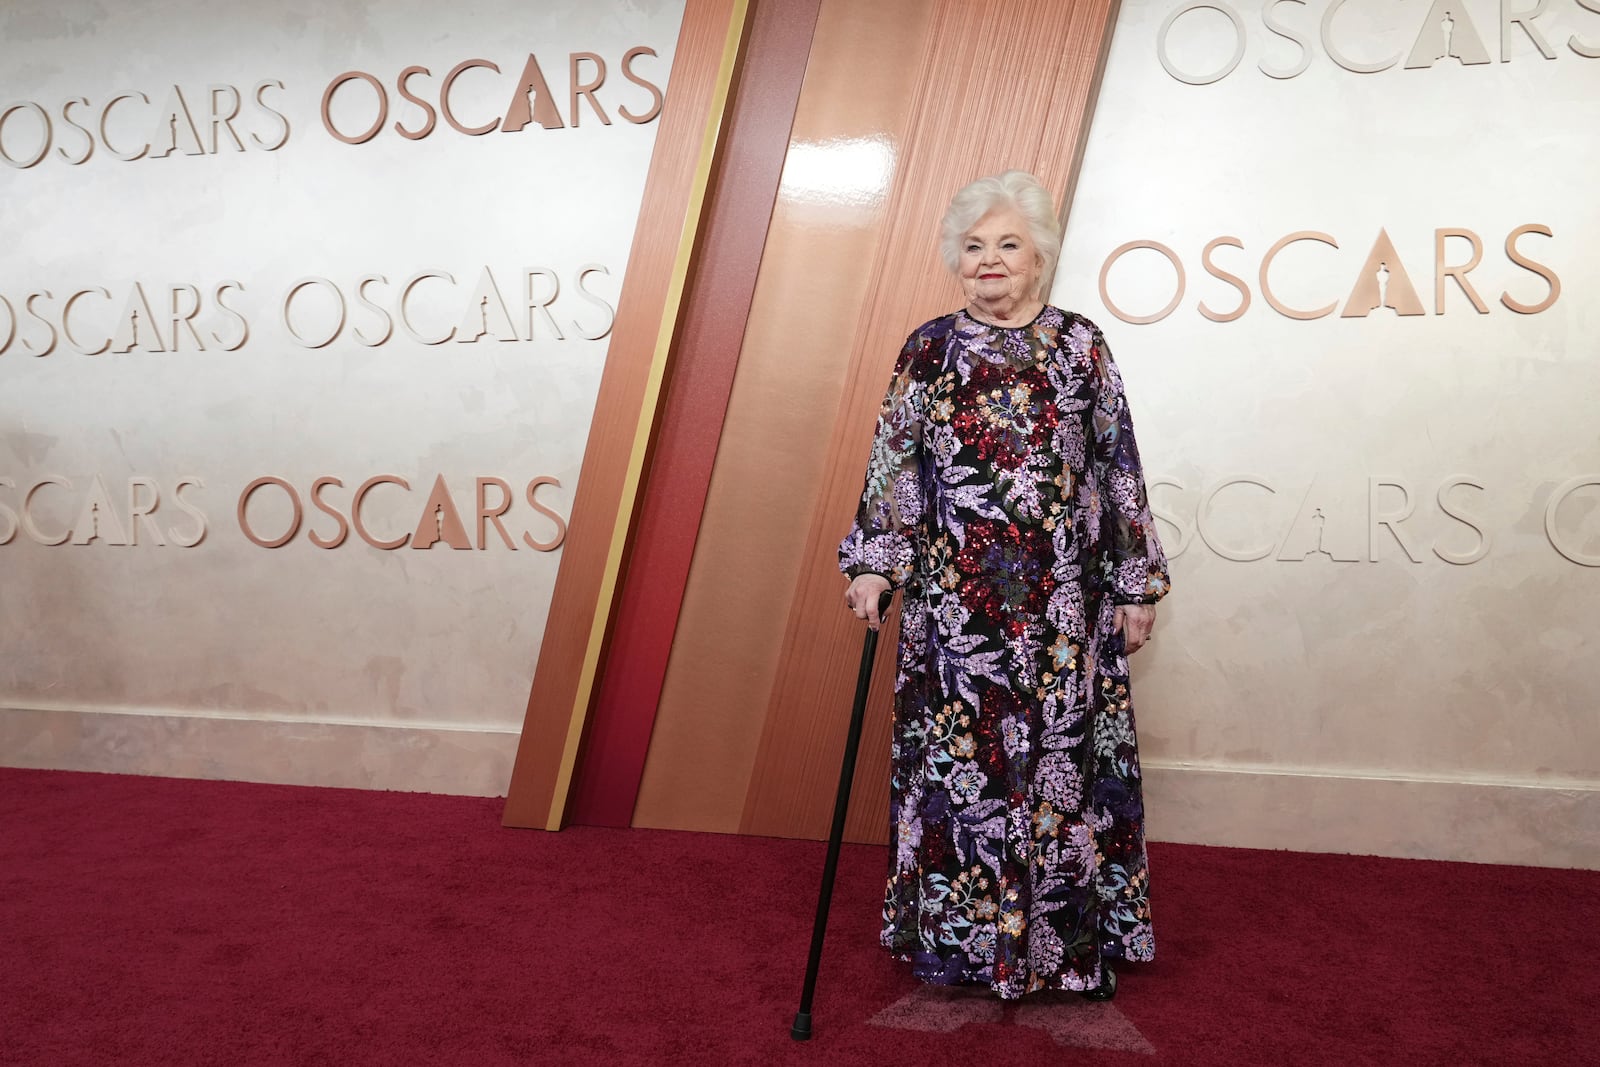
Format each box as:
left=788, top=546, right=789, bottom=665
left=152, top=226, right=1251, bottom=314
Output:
left=739, top=0, right=1125, bottom=842
left=631, top=0, right=939, bottom=834
left=633, top=0, right=1122, bottom=840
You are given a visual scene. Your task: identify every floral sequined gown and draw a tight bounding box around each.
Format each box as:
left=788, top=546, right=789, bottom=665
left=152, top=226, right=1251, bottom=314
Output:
left=838, top=306, right=1170, bottom=999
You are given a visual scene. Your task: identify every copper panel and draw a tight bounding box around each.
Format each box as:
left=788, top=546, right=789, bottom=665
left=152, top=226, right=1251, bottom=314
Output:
left=634, top=0, right=1123, bottom=840
left=740, top=0, right=1126, bottom=842
left=631, top=0, right=936, bottom=833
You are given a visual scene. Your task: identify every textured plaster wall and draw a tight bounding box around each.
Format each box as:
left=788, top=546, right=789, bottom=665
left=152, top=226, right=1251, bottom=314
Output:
left=1053, top=0, right=1600, bottom=864
left=0, top=0, right=685, bottom=793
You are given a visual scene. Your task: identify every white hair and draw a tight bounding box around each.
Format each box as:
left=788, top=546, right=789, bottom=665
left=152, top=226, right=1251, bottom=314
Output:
left=939, top=170, right=1062, bottom=299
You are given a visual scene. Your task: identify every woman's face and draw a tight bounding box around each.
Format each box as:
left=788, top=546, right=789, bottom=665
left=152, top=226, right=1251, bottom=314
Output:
left=958, top=208, right=1041, bottom=310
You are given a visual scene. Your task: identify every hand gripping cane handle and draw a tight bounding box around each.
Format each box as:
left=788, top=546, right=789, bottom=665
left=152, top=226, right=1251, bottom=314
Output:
left=791, top=587, right=894, bottom=1041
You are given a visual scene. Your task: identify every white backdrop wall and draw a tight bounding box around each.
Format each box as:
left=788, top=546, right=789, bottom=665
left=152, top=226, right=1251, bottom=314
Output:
left=1053, top=0, right=1600, bottom=865
left=0, top=0, right=686, bottom=793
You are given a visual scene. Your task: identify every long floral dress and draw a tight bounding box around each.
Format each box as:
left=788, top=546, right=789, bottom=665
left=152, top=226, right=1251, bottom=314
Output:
left=838, top=305, right=1170, bottom=999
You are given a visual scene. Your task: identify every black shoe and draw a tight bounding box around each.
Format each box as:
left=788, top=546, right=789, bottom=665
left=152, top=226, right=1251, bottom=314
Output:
left=1080, top=964, right=1117, bottom=1002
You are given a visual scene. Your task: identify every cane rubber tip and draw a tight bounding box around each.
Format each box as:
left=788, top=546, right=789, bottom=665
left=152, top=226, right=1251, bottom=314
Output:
left=790, top=1012, right=813, bottom=1041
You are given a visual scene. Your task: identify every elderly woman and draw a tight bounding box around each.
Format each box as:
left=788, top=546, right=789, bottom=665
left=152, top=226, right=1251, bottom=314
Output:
left=839, top=170, right=1169, bottom=1001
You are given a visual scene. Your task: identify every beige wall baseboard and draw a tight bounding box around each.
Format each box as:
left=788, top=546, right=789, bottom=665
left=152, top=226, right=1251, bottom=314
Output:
left=0, top=705, right=517, bottom=797
left=1144, top=761, right=1600, bottom=870
left=6, top=706, right=1595, bottom=868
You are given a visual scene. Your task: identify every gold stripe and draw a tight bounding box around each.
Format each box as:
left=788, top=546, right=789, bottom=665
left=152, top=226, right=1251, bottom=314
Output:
left=543, top=0, right=753, bottom=830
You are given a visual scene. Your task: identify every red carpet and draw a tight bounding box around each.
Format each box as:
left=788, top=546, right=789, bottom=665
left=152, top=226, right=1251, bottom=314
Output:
left=2, top=767, right=1596, bottom=1066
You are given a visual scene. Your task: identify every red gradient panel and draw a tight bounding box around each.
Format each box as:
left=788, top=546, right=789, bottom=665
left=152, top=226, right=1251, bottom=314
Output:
left=566, top=0, right=825, bottom=826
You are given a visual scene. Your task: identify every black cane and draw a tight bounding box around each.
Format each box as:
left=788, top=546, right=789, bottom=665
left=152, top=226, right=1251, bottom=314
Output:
left=790, top=587, right=894, bottom=1042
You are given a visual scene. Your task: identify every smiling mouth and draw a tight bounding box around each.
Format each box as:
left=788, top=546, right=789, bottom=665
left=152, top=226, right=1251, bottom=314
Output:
left=979, top=273, right=1005, bottom=279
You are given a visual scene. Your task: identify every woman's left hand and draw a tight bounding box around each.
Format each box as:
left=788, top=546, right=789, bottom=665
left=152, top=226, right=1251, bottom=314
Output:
left=1114, top=604, right=1156, bottom=654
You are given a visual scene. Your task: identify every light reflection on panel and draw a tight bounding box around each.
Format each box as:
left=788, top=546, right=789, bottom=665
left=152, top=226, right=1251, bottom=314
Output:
left=777, top=136, right=895, bottom=218
left=633, top=0, right=937, bottom=835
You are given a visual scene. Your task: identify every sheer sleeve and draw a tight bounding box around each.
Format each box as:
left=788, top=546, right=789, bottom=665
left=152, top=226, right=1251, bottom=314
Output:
left=838, top=333, right=928, bottom=588
left=1088, top=324, right=1170, bottom=605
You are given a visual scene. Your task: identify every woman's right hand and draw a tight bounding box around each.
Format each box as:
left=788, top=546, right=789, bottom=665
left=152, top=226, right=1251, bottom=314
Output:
left=844, top=573, right=893, bottom=630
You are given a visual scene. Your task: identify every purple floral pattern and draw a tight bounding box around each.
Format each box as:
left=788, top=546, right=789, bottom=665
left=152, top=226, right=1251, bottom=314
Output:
left=840, top=306, right=1169, bottom=999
